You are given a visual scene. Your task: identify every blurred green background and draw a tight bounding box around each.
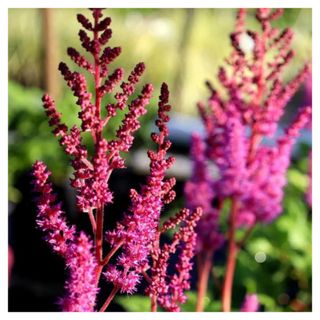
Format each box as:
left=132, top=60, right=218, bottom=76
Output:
left=9, top=8, right=311, bottom=312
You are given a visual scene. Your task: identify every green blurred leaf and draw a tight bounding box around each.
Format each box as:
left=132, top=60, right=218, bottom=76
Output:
left=287, top=168, right=308, bottom=192
left=116, top=295, right=151, bottom=312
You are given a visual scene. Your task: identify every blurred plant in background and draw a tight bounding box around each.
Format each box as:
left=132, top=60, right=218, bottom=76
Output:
left=185, top=8, right=311, bottom=312
left=8, top=8, right=311, bottom=312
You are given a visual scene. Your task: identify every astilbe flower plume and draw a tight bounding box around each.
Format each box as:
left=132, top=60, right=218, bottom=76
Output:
left=32, top=9, right=200, bottom=312
left=104, top=84, right=202, bottom=311
left=32, top=161, right=98, bottom=311
left=185, top=8, right=312, bottom=312
left=151, top=207, right=203, bottom=312
left=144, top=85, right=202, bottom=312
left=194, top=8, right=311, bottom=225
left=32, top=161, right=75, bottom=256
left=104, top=84, right=175, bottom=294
left=61, top=232, right=99, bottom=312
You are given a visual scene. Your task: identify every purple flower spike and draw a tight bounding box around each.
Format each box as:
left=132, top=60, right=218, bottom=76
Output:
left=31, top=9, right=199, bottom=313
left=61, top=232, right=99, bottom=312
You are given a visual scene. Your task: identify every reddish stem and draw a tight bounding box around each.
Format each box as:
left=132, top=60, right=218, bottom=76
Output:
left=95, top=205, right=104, bottom=262
left=221, top=198, right=239, bottom=312
left=151, top=296, right=157, bottom=312
left=91, top=14, right=104, bottom=264
left=88, top=208, right=96, bottom=233
left=99, top=286, right=119, bottom=312
left=237, top=224, right=255, bottom=249
left=150, top=231, right=161, bottom=312
left=247, top=133, right=261, bottom=165
left=220, top=104, right=259, bottom=312
left=142, top=270, right=152, bottom=284
left=102, top=240, right=124, bottom=266
left=94, top=264, right=103, bottom=289
left=93, top=13, right=102, bottom=142
left=196, top=251, right=213, bottom=311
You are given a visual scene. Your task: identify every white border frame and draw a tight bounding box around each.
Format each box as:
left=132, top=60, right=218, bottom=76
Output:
left=2, top=0, right=319, bottom=319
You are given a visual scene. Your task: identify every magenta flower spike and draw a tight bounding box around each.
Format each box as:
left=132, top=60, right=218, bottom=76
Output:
left=104, top=84, right=203, bottom=311
left=32, top=161, right=76, bottom=256
left=186, top=8, right=312, bottom=312
left=61, top=232, right=99, bottom=312
left=31, top=9, right=201, bottom=312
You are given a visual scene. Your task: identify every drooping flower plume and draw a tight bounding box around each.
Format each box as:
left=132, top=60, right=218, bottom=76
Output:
left=32, top=160, right=75, bottom=256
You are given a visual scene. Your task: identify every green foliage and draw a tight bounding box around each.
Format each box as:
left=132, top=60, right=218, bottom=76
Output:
left=116, top=295, right=151, bottom=312
left=181, top=291, right=221, bottom=312
left=9, top=81, right=66, bottom=202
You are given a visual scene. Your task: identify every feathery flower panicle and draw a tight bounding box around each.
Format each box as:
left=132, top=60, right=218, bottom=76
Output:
left=61, top=232, right=99, bottom=312
left=193, top=8, right=311, bottom=229
left=103, top=84, right=201, bottom=311
left=104, top=83, right=177, bottom=294
left=32, top=161, right=75, bottom=255
left=237, top=106, right=311, bottom=225
left=149, top=208, right=203, bottom=312
left=240, top=294, right=260, bottom=312
left=32, top=161, right=98, bottom=311
left=32, top=8, right=179, bottom=312
left=188, top=8, right=311, bottom=312
left=41, top=8, right=154, bottom=213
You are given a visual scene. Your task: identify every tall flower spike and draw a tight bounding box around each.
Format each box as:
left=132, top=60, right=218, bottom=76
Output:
left=149, top=208, right=203, bottom=312
left=104, top=83, right=176, bottom=295
left=190, top=8, right=311, bottom=312
left=196, top=8, right=311, bottom=227
left=40, top=8, right=154, bottom=213
left=33, top=8, right=165, bottom=312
